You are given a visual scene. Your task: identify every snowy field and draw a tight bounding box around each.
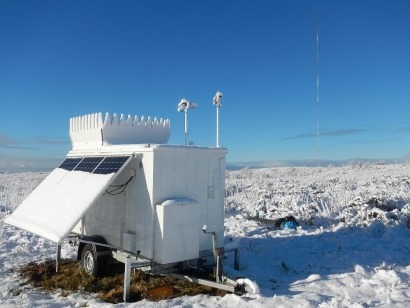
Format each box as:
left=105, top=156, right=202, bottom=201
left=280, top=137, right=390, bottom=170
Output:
left=2, top=163, right=410, bottom=307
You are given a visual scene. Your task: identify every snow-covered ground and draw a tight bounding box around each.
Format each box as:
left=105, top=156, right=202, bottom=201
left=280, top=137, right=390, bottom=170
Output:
left=2, top=163, right=410, bottom=307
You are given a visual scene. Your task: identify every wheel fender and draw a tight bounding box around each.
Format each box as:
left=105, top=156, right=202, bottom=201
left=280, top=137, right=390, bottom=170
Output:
left=77, top=235, right=108, bottom=260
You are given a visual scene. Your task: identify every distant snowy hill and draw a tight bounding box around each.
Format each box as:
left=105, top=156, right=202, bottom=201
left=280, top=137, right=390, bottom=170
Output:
left=227, top=158, right=405, bottom=170
left=2, top=164, right=410, bottom=307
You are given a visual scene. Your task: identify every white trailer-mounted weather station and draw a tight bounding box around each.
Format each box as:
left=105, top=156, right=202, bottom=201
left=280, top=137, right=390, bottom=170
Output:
left=6, top=99, right=257, bottom=301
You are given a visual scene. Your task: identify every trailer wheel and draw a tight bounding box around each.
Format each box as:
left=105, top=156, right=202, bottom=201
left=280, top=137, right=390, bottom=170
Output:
left=81, top=244, right=99, bottom=276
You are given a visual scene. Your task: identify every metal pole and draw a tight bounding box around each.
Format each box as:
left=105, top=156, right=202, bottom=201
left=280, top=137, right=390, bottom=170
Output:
left=213, top=91, right=222, bottom=148
left=211, top=232, right=221, bottom=282
left=184, top=111, right=188, bottom=145
left=216, top=106, right=219, bottom=147
left=211, top=232, right=217, bottom=265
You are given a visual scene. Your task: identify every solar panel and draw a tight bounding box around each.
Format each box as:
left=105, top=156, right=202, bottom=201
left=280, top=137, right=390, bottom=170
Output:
left=58, top=158, right=82, bottom=171
left=74, top=157, right=104, bottom=173
left=93, top=156, right=129, bottom=174
left=58, top=156, right=130, bottom=174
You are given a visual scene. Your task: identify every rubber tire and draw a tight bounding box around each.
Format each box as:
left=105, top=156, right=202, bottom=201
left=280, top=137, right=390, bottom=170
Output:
left=81, top=244, right=99, bottom=276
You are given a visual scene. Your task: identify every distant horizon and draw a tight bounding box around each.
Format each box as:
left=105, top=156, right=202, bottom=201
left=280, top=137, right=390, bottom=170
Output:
left=1, top=155, right=407, bottom=173
left=226, top=157, right=407, bottom=170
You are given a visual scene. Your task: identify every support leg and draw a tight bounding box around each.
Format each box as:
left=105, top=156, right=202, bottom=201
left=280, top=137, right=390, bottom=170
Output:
left=211, top=233, right=219, bottom=282
left=56, top=244, right=61, bottom=272
left=124, top=255, right=131, bottom=302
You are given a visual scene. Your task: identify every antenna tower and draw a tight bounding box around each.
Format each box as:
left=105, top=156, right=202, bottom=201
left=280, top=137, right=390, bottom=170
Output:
left=316, top=17, right=321, bottom=167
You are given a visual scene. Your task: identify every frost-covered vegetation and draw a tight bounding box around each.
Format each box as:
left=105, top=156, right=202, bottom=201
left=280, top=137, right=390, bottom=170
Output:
left=2, top=163, right=410, bottom=307
left=225, top=163, right=410, bottom=229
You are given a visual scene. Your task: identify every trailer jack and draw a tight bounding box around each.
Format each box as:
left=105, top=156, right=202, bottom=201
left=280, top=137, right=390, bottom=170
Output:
left=192, top=226, right=259, bottom=295
left=168, top=272, right=258, bottom=295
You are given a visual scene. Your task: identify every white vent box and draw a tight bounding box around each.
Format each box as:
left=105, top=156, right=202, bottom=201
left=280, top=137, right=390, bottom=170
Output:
left=154, top=199, right=199, bottom=264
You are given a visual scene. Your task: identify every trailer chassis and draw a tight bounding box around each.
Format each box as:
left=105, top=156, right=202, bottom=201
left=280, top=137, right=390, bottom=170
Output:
left=60, top=234, right=248, bottom=302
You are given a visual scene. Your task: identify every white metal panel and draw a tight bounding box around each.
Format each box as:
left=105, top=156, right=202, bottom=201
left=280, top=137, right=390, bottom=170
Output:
left=136, top=151, right=155, bottom=259
left=195, top=152, right=212, bottom=250
left=155, top=150, right=190, bottom=199
left=123, top=232, right=136, bottom=251
left=153, top=148, right=226, bottom=251
left=186, top=151, right=198, bottom=199
left=154, top=199, right=199, bottom=264
left=156, top=151, right=175, bottom=199
left=83, top=191, right=125, bottom=246
left=172, top=151, right=187, bottom=197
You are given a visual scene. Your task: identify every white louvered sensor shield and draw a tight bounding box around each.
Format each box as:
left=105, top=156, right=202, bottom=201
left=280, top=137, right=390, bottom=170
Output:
left=69, top=112, right=171, bottom=150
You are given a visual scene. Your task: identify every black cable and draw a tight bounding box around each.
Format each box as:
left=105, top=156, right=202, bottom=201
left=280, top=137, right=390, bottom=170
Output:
left=103, top=176, right=133, bottom=195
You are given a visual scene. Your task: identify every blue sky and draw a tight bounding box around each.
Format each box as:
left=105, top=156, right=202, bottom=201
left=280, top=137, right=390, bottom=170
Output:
left=1, top=0, right=409, bottom=171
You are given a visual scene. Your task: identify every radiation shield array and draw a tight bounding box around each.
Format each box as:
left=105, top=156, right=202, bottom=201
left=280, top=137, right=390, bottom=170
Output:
left=69, top=112, right=171, bottom=150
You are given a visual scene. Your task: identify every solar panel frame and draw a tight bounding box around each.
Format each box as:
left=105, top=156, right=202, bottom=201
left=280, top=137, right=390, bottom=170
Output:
left=58, top=158, right=82, bottom=171
left=93, top=156, right=130, bottom=175
left=58, top=155, right=131, bottom=174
